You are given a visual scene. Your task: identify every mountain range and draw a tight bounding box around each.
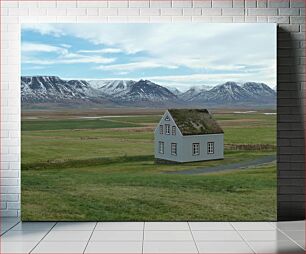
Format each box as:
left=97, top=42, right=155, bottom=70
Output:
left=21, top=76, right=276, bottom=108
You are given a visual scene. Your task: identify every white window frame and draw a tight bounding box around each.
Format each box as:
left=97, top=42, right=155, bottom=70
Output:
left=159, top=125, right=163, bottom=134
left=192, top=143, right=200, bottom=156
left=172, top=126, right=176, bottom=135
left=171, top=143, right=177, bottom=155
left=159, top=141, right=164, bottom=154
left=207, top=142, right=214, bottom=154
left=165, top=115, right=170, bottom=121
left=165, top=124, right=170, bottom=135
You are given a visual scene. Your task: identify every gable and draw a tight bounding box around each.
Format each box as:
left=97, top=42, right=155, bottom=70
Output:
left=164, top=114, right=170, bottom=121
left=154, top=111, right=182, bottom=136
left=158, top=112, right=174, bottom=125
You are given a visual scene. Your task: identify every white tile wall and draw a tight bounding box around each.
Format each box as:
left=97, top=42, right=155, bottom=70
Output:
left=0, top=0, right=305, bottom=218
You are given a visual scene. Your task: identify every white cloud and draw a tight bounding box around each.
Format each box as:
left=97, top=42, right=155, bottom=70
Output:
left=23, top=56, right=115, bottom=65
left=23, top=59, right=56, bottom=65
left=21, top=42, right=67, bottom=54
left=97, top=61, right=178, bottom=71
left=22, top=24, right=64, bottom=37
left=22, top=23, right=276, bottom=60
left=78, top=48, right=123, bottom=54
left=22, top=42, right=116, bottom=65
left=60, top=44, right=72, bottom=48
left=22, top=23, right=276, bottom=87
left=22, top=65, right=46, bottom=70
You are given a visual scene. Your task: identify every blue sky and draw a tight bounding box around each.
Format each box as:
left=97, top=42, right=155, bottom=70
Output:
left=21, top=23, right=276, bottom=91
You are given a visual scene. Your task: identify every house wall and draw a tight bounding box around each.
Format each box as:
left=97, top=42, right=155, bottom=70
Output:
left=154, top=111, right=184, bottom=162
left=0, top=0, right=304, bottom=220
left=155, top=132, right=224, bottom=163
left=179, top=134, right=224, bottom=162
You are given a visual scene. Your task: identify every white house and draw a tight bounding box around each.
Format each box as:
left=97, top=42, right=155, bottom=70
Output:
left=154, top=109, right=224, bottom=163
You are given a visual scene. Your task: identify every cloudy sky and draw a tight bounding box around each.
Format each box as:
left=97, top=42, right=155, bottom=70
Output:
left=21, top=23, right=276, bottom=91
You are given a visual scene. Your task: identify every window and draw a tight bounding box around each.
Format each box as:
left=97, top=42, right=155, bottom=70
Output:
left=159, top=125, right=163, bottom=134
left=159, top=141, right=164, bottom=154
left=171, top=143, right=177, bottom=155
left=172, top=126, right=176, bottom=135
left=192, top=143, right=200, bottom=156
left=165, top=115, right=170, bottom=121
left=165, top=124, right=170, bottom=135
left=208, top=142, right=214, bottom=154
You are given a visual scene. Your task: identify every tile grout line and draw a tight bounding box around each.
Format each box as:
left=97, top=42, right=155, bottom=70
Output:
left=83, top=222, right=98, bottom=254
left=29, top=222, right=57, bottom=254
left=141, top=222, right=145, bottom=254
left=269, top=222, right=277, bottom=229
left=230, top=222, right=256, bottom=254
left=276, top=227, right=305, bottom=251
left=187, top=222, right=200, bottom=254
left=0, top=220, right=20, bottom=236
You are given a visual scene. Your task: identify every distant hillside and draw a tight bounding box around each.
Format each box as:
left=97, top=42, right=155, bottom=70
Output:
left=21, top=76, right=276, bottom=109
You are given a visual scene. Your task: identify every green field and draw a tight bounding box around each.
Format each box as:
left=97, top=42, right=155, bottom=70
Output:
left=21, top=110, right=276, bottom=221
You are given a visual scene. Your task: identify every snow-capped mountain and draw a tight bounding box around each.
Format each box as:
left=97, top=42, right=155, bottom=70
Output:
left=21, top=76, right=276, bottom=108
left=166, top=86, right=181, bottom=96
left=21, top=76, right=105, bottom=104
left=179, top=85, right=211, bottom=101
left=184, top=81, right=276, bottom=105
left=88, top=80, right=136, bottom=96
left=242, top=82, right=276, bottom=98
left=179, top=85, right=213, bottom=101
left=86, top=80, right=111, bottom=89
left=117, top=79, right=177, bottom=104
left=180, top=87, right=202, bottom=101
left=198, top=81, right=251, bottom=103
left=88, top=79, right=177, bottom=104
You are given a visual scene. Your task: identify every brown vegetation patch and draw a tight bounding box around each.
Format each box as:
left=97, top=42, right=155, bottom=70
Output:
left=225, top=143, right=276, bottom=151
left=22, top=108, right=164, bottom=119
left=119, top=126, right=155, bottom=132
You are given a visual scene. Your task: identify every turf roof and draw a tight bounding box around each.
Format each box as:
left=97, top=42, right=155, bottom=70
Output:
left=168, top=109, right=224, bottom=136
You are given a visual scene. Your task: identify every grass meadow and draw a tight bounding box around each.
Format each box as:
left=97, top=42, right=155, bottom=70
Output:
left=21, top=109, right=276, bottom=221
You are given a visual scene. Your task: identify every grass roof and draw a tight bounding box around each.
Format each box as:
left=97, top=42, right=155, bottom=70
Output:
left=168, top=109, right=224, bottom=136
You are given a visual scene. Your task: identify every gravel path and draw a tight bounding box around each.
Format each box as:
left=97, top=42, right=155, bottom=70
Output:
left=165, top=154, right=276, bottom=175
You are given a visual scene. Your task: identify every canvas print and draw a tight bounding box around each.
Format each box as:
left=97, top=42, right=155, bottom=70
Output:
left=21, top=23, right=276, bottom=221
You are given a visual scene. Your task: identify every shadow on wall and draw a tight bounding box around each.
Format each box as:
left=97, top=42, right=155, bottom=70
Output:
left=277, top=27, right=305, bottom=221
